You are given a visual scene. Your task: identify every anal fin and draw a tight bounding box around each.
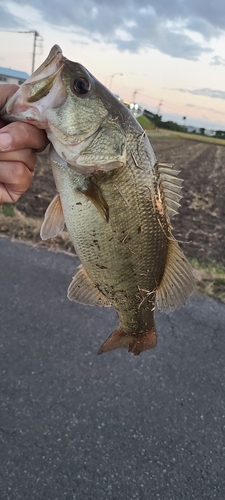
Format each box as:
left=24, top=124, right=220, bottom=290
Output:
left=67, top=264, right=111, bottom=307
left=156, top=238, right=195, bottom=313
left=98, top=325, right=157, bottom=355
left=40, top=193, right=65, bottom=240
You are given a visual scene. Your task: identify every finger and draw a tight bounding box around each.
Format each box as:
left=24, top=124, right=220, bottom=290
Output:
left=0, top=119, right=8, bottom=129
left=0, top=121, right=49, bottom=152
left=0, top=148, right=37, bottom=171
left=0, top=161, right=33, bottom=203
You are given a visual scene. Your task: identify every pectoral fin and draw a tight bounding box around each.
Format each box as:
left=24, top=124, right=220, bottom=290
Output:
left=40, top=193, right=65, bottom=240
left=67, top=264, right=111, bottom=307
left=78, top=179, right=109, bottom=222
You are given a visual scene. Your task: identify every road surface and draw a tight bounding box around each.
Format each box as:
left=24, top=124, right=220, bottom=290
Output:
left=0, top=237, right=225, bottom=499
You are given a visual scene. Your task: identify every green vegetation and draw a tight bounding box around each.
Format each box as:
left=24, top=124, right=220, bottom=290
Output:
left=146, top=129, right=225, bottom=146
left=137, top=115, right=155, bottom=130
left=191, top=259, right=225, bottom=303
left=1, top=204, right=14, bottom=217
left=0, top=207, right=75, bottom=253
left=156, top=119, right=185, bottom=132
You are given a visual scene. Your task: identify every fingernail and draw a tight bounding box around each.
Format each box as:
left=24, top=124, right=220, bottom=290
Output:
left=0, top=133, right=12, bottom=151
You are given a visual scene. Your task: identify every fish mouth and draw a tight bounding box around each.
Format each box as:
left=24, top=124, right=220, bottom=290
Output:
left=26, top=45, right=63, bottom=84
left=0, top=45, right=66, bottom=126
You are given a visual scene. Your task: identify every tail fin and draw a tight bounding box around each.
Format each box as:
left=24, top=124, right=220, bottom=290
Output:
left=98, top=326, right=157, bottom=356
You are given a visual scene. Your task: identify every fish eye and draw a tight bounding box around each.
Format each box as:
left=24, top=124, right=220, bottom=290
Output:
left=72, top=77, right=91, bottom=95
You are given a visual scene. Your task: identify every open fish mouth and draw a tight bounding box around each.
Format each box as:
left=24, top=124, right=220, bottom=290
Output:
left=0, top=45, right=66, bottom=126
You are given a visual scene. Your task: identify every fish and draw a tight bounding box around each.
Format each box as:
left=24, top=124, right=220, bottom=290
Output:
left=1, top=45, right=195, bottom=355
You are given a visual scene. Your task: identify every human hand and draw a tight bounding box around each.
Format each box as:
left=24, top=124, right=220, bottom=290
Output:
left=0, top=84, right=49, bottom=204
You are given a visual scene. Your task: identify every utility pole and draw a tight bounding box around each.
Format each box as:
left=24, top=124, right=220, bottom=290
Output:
left=157, top=99, right=163, bottom=116
left=32, top=31, right=39, bottom=73
left=109, top=73, right=123, bottom=91
left=23, top=30, right=43, bottom=73
left=132, top=89, right=142, bottom=102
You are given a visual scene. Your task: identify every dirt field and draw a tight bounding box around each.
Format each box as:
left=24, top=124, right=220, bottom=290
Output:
left=1, top=136, right=225, bottom=300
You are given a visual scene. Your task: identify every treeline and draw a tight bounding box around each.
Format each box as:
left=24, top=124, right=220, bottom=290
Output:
left=143, top=110, right=225, bottom=137
left=143, top=110, right=185, bottom=132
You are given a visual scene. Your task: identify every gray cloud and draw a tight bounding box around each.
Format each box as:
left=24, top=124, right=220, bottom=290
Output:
left=210, top=55, right=225, bottom=66
left=177, top=88, right=225, bottom=100
left=0, top=4, right=26, bottom=28
left=2, top=0, right=225, bottom=60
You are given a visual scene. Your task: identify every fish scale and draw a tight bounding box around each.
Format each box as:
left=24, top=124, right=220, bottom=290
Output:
left=51, top=133, right=168, bottom=334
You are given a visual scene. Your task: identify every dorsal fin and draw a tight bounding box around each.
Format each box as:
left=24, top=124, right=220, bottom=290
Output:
left=40, top=193, right=65, bottom=240
left=157, top=162, right=183, bottom=219
left=67, top=264, right=111, bottom=307
left=156, top=238, right=195, bottom=313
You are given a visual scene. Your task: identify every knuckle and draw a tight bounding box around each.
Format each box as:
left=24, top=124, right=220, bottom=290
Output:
left=15, top=162, right=33, bottom=190
left=15, top=161, right=27, bottom=179
left=18, top=122, right=32, bottom=144
left=26, top=149, right=37, bottom=170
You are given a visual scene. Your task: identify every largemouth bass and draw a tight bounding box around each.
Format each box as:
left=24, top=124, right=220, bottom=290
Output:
left=1, top=45, right=194, bottom=355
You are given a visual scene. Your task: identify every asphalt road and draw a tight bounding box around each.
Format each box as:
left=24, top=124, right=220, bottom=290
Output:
left=0, top=236, right=225, bottom=500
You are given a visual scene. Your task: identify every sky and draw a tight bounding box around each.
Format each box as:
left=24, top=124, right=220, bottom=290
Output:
left=1, top=0, right=225, bottom=130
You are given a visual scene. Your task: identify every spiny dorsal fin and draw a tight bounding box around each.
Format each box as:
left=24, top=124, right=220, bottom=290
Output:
left=156, top=238, right=195, bottom=313
left=40, top=193, right=65, bottom=240
left=157, top=162, right=183, bottom=219
left=67, top=264, right=111, bottom=307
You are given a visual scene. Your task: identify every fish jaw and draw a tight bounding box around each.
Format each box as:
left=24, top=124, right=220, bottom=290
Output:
left=0, top=45, right=66, bottom=130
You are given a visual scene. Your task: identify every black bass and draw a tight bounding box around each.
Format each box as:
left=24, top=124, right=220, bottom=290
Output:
left=1, top=45, right=194, bottom=355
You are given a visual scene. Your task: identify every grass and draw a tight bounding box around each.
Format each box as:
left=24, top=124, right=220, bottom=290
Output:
left=191, top=259, right=225, bottom=303
left=0, top=207, right=75, bottom=254
left=136, top=115, right=155, bottom=130
left=1, top=204, right=15, bottom=217
left=146, top=128, right=225, bottom=146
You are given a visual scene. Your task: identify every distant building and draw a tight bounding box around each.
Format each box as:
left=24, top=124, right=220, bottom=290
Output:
left=204, top=129, right=216, bottom=137
left=187, top=125, right=216, bottom=136
left=0, top=67, right=29, bottom=86
left=186, top=126, right=201, bottom=134
left=121, top=99, right=143, bottom=118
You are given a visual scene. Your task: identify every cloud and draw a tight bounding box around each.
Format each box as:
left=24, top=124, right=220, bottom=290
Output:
left=210, top=55, right=225, bottom=66
left=0, top=4, right=26, bottom=28
left=2, top=0, right=225, bottom=60
left=177, top=88, right=225, bottom=100
left=186, top=103, right=225, bottom=115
